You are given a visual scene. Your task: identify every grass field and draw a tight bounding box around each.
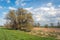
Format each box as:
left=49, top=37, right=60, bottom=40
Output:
left=0, top=27, right=57, bottom=40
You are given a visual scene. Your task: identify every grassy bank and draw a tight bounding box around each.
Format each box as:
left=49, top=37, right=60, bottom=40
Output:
left=0, top=27, right=57, bottom=40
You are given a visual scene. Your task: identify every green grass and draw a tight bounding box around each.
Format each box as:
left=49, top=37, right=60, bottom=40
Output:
left=0, top=27, right=57, bottom=40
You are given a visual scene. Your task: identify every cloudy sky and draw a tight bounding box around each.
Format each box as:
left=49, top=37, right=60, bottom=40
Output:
left=0, top=0, right=60, bottom=26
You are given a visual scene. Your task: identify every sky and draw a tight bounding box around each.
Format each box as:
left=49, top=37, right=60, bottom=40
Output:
left=0, top=0, right=60, bottom=26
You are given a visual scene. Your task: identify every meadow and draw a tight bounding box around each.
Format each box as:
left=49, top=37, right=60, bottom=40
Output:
left=0, top=27, right=57, bottom=40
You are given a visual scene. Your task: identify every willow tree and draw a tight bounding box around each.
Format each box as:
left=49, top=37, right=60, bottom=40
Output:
left=5, top=8, right=34, bottom=31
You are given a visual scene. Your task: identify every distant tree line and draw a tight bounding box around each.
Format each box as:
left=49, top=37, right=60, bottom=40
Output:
left=34, top=21, right=60, bottom=28
left=45, top=22, right=60, bottom=28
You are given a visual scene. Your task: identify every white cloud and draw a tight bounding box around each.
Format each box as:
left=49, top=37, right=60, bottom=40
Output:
left=56, top=17, right=60, bottom=20
left=21, top=3, right=26, bottom=6
left=25, top=7, right=33, bottom=11
left=0, top=6, right=3, bottom=9
left=46, top=2, right=52, bottom=7
left=58, top=5, right=60, bottom=7
left=0, top=18, right=6, bottom=26
left=0, top=6, right=6, bottom=9
left=15, top=0, right=26, bottom=6
left=24, top=2, right=60, bottom=25
left=0, top=12, right=8, bottom=26
left=34, top=14, right=46, bottom=21
left=33, top=5, right=57, bottom=16
left=6, top=0, right=10, bottom=3
left=15, top=0, right=20, bottom=5
left=9, top=7, right=17, bottom=10
left=3, top=12, right=8, bottom=16
left=40, top=7, right=50, bottom=11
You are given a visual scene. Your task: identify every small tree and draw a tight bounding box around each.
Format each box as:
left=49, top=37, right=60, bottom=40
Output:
left=44, top=24, right=48, bottom=28
left=34, top=23, right=40, bottom=27
left=50, top=23, right=54, bottom=28
left=57, top=21, right=60, bottom=28
left=37, top=23, right=40, bottom=27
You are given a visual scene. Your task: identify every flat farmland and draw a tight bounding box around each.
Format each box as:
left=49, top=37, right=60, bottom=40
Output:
left=33, top=27, right=60, bottom=32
